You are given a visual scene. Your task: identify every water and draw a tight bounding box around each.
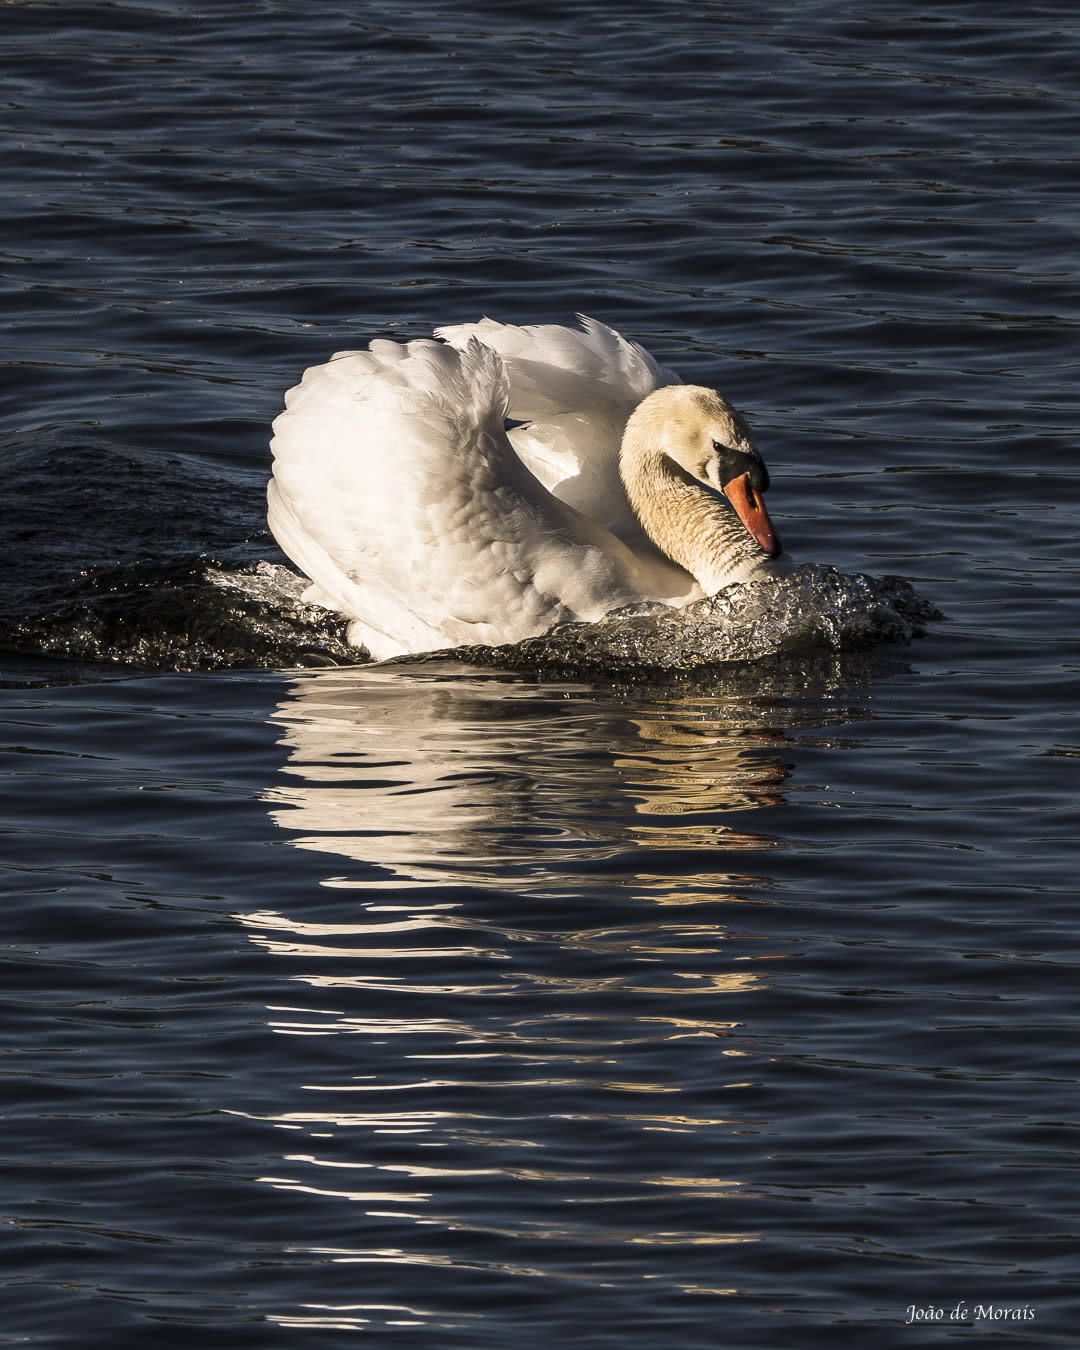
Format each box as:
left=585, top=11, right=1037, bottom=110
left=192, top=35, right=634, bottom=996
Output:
left=2, top=1, right=1078, bottom=1345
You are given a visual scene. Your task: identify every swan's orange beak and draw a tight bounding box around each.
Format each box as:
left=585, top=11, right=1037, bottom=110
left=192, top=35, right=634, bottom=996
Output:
left=723, top=472, right=782, bottom=557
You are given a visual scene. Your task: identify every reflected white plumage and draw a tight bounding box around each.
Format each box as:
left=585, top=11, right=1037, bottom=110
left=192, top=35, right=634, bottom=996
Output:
left=267, top=316, right=791, bottom=659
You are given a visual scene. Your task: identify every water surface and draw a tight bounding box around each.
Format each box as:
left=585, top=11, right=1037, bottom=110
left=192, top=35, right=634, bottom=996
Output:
left=1, top=2, right=1077, bottom=1345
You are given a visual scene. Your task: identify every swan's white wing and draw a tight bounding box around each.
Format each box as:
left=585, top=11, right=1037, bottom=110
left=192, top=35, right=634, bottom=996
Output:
left=435, top=315, right=682, bottom=535
left=267, top=337, right=680, bottom=659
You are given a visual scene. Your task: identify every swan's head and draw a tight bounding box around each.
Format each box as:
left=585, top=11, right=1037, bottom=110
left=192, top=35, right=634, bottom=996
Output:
left=622, top=385, right=783, bottom=559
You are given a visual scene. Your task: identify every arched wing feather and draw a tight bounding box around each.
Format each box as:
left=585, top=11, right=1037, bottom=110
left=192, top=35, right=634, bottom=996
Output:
left=435, top=315, right=682, bottom=535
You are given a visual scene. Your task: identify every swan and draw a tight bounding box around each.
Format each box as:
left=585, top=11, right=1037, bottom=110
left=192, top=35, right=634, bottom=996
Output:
left=267, top=316, right=792, bottom=660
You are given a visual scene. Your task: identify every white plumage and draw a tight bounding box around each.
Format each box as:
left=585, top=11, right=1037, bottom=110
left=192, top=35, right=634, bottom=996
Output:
left=267, top=316, right=789, bottom=659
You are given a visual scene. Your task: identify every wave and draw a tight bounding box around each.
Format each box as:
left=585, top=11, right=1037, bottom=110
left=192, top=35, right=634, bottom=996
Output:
left=0, top=438, right=938, bottom=681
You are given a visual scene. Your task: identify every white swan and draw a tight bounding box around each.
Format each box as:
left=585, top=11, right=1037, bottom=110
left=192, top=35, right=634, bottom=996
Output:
left=267, top=316, right=791, bottom=660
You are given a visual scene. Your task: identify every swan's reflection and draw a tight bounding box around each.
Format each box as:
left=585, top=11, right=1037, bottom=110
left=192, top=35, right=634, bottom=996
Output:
left=237, top=661, right=864, bottom=1331
left=262, top=662, right=807, bottom=878
left=248, top=659, right=829, bottom=999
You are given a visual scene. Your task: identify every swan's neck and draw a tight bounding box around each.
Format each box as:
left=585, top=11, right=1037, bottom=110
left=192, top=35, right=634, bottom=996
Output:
left=626, top=460, right=765, bottom=592
left=620, top=408, right=775, bottom=594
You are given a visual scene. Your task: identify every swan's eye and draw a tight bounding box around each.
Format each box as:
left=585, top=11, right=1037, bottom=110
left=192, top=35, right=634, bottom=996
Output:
left=711, top=439, right=725, bottom=454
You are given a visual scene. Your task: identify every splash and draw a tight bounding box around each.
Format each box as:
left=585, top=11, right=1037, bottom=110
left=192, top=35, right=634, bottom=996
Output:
left=449, top=565, right=941, bottom=678
left=5, top=554, right=938, bottom=680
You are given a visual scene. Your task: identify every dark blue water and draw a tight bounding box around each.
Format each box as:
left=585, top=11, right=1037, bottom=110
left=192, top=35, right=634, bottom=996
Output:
left=2, top=2, right=1077, bottom=1345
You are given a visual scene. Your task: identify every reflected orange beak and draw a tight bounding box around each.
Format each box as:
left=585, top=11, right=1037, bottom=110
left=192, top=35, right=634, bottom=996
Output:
left=723, top=471, right=782, bottom=557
